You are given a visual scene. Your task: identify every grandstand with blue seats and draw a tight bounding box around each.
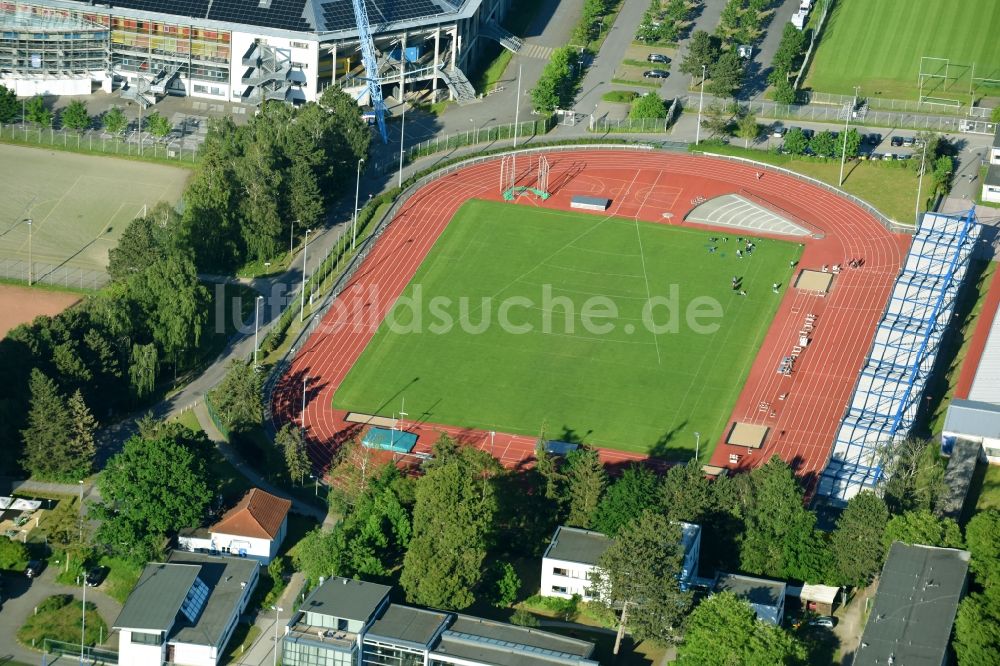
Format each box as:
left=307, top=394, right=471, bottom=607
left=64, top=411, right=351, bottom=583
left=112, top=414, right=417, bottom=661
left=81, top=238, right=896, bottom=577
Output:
left=1, top=0, right=516, bottom=106
left=816, top=210, right=980, bottom=503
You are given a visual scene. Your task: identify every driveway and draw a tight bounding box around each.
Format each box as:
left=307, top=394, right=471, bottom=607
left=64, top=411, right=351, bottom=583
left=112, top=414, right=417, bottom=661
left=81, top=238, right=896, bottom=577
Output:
left=743, top=0, right=804, bottom=99
left=0, top=566, right=122, bottom=664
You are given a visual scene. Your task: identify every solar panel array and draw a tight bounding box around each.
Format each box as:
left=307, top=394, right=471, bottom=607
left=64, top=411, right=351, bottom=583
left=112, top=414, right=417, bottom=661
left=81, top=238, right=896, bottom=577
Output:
left=320, top=0, right=443, bottom=32
left=208, top=0, right=313, bottom=31
left=65, top=0, right=209, bottom=21
left=179, top=577, right=210, bottom=623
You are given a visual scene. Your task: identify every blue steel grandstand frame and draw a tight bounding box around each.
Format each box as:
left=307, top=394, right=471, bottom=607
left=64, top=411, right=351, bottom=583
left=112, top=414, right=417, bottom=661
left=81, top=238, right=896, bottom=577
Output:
left=353, top=0, right=389, bottom=143
left=817, top=209, right=980, bottom=503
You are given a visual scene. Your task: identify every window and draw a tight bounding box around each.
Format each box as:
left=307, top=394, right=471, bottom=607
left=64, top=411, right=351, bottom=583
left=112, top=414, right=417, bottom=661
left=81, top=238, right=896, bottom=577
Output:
left=551, top=585, right=567, bottom=594
left=291, top=41, right=309, bottom=49
left=552, top=567, right=568, bottom=577
left=130, top=631, right=162, bottom=645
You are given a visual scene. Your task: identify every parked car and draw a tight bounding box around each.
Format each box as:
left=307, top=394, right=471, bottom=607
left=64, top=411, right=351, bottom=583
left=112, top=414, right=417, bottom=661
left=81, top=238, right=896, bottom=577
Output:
left=772, top=125, right=787, bottom=138
left=647, top=53, right=670, bottom=64
left=801, top=128, right=815, bottom=139
left=86, top=566, right=110, bottom=587
left=25, top=560, right=44, bottom=578
left=865, top=132, right=882, bottom=145
left=901, top=135, right=915, bottom=147
left=643, top=69, right=669, bottom=78
left=808, top=616, right=837, bottom=628
left=884, top=153, right=897, bottom=161
left=890, top=135, right=904, bottom=147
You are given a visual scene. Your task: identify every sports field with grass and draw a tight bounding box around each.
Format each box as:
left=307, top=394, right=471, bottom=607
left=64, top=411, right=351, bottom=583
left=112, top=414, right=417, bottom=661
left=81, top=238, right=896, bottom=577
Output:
left=0, top=144, right=189, bottom=275
left=333, top=199, right=802, bottom=456
left=807, top=0, right=1000, bottom=99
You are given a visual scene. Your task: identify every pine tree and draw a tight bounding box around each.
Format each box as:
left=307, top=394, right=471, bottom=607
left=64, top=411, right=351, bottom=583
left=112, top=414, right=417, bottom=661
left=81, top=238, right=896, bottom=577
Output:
left=20, top=369, right=74, bottom=480
left=66, top=390, right=97, bottom=480
left=563, top=447, right=607, bottom=529
left=277, top=423, right=310, bottom=484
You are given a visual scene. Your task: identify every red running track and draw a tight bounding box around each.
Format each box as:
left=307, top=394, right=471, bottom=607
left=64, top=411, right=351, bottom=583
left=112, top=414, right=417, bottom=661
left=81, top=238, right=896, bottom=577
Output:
left=271, top=151, right=910, bottom=488
left=953, top=266, right=1000, bottom=400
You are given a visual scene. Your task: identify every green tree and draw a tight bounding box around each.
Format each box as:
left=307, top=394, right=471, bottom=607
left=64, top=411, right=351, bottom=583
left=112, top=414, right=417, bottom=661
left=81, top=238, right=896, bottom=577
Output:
left=137, top=255, right=209, bottom=356
left=0, top=536, right=31, bottom=571
left=128, top=343, right=158, bottom=399
left=589, top=511, right=693, bottom=648
left=531, top=47, right=576, bottom=114
left=66, top=390, right=97, bottom=480
left=276, top=423, right=310, bottom=484
left=212, top=360, right=263, bottom=433
left=94, top=434, right=211, bottom=562
left=20, top=369, right=75, bottom=481
left=400, top=438, right=499, bottom=609
left=563, top=447, right=607, bottom=528
left=782, top=127, right=808, bottom=154
left=493, top=561, right=521, bottom=607
left=883, top=509, right=963, bottom=550
left=881, top=439, right=947, bottom=513
left=60, top=100, right=90, bottom=132
left=108, top=205, right=176, bottom=280
left=679, top=30, right=720, bottom=79
left=954, top=585, right=1000, bottom=665
left=773, top=79, right=797, bottom=104
left=630, top=93, right=668, bottom=120
left=292, top=527, right=342, bottom=583
left=707, top=50, right=744, bottom=98
left=44, top=498, right=84, bottom=550
left=809, top=130, right=837, bottom=157
left=510, top=608, right=540, bottom=627
left=593, top=465, right=659, bottom=537
left=678, top=591, right=807, bottom=665
left=965, top=510, right=1000, bottom=586
left=0, top=83, right=17, bottom=123
left=931, top=154, right=954, bottom=195
left=145, top=111, right=172, bottom=139
left=740, top=456, right=827, bottom=581
left=771, top=23, right=807, bottom=75
left=737, top=112, right=759, bottom=148
left=102, top=107, right=128, bottom=137
left=836, top=128, right=862, bottom=159
left=658, top=460, right=715, bottom=524
left=534, top=436, right=563, bottom=503
left=830, top=491, right=889, bottom=588
left=25, top=96, right=52, bottom=127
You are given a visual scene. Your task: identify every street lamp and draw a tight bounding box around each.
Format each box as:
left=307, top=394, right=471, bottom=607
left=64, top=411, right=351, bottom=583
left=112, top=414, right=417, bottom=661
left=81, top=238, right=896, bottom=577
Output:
left=301, top=376, right=309, bottom=432
left=78, top=480, right=84, bottom=541
left=838, top=85, right=860, bottom=187
left=470, top=118, right=478, bottom=144
left=22, top=218, right=32, bottom=286
left=309, top=474, right=319, bottom=496
left=271, top=605, right=284, bottom=666
left=79, top=572, right=87, bottom=663
left=253, top=295, right=264, bottom=368
left=300, top=229, right=312, bottom=322
left=490, top=430, right=496, bottom=459
left=694, top=432, right=701, bottom=462
left=353, top=158, right=364, bottom=250
left=289, top=219, right=299, bottom=257
left=696, top=65, right=706, bottom=146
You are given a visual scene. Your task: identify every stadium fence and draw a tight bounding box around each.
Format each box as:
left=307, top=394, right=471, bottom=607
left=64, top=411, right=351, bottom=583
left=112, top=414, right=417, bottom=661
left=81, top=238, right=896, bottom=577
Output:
left=0, top=258, right=108, bottom=290
left=0, top=123, right=198, bottom=163
left=42, top=638, right=117, bottom=665
left=406, top=116, right=555, bottom=160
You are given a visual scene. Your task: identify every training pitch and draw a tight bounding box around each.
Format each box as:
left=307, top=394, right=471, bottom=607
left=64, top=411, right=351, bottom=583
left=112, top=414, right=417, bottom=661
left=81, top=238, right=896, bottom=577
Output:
left=333, top=199, right=802, bottom=454
left=807, top=0, right=1000, bottom=99
left=0, top=144, right=189, bottom=274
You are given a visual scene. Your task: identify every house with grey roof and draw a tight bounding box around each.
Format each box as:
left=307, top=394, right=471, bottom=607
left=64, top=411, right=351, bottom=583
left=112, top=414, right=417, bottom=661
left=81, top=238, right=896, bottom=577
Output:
left=280, top=576, right=599, bottom=666
left=540, top=523, right=701, bottom=601
left=713, top=573, right=787, bottom=626
left=855, top=543, right=970, bottom=666
left=114, top=551, right=259, bottom=666
left=943, top=398, right=1000, bottom=463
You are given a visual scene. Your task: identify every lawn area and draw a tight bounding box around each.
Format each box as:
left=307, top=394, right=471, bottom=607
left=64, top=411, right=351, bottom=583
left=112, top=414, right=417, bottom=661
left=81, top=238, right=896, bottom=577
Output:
left=334, top=199, right=800, bottom=457
left=975, top=464, right=1000, bottom=512
left=696, top=144, right=925, bottom=225
left=806, top=0, right=1000, bottom=99
left=17, top=594, right=106, bottom=648
left=96, top=555, right=142, bottom=603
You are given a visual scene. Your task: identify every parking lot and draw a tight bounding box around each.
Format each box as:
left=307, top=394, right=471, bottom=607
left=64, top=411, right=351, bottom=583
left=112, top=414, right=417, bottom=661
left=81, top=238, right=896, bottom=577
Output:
left=765, top=121, right=929, bottom=161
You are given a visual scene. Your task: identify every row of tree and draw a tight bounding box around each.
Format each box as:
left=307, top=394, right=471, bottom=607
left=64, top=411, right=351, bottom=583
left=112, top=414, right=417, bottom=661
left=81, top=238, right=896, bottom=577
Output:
left=953, top=510, right=1000, bottom=663
left=530, top=46, right=585, bottom=115
left=0, top=88, right=167, bottom=138
left=679, top=31, right=745, bottom=98
left=636, top=0, right=694, bottom=45
left=717, top=0, right=774, bottom=45
left=574, top=0, right=617, bottom=46
left=769, top=23, right=809, bottom=103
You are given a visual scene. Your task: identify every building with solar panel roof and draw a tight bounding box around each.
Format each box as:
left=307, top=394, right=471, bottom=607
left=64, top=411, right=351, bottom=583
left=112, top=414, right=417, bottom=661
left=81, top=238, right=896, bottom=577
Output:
left=0, top=0, right=519, bottom=106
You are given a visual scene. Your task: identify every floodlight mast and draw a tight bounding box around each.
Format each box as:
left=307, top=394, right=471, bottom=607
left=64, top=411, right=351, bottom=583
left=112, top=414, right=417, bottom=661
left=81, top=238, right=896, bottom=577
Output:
left=353, top=0, right=389, bottom=143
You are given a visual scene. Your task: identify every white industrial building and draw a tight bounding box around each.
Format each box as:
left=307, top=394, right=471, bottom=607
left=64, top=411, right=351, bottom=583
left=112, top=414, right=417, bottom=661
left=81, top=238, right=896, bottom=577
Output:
left=0, top=0, right=519, bottom=106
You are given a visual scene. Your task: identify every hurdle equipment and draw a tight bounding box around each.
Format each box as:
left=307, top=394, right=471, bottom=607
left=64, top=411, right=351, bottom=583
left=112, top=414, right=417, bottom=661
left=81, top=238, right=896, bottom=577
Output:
left=502, top=154, right=551, bottom=201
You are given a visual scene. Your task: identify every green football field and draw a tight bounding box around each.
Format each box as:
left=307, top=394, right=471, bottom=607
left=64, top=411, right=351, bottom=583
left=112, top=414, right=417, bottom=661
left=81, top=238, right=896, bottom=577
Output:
left=334, top=200, right=801, bottom=456
left=807, top=0, right=1000, bottom=99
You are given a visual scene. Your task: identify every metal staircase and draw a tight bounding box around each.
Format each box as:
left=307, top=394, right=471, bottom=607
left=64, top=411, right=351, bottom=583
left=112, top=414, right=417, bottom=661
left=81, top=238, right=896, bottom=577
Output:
left=439, top=66, right=478, bottom=105
left=240, top=42, right=291, bottom=105
left=481, top=21, right=523, bottom=53
left=119, top=74, right=155, bottom=108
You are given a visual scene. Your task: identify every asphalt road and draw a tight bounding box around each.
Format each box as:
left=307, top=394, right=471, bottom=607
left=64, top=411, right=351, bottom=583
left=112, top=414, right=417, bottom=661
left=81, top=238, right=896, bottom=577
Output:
left=0, top=566, right=122, bottom=664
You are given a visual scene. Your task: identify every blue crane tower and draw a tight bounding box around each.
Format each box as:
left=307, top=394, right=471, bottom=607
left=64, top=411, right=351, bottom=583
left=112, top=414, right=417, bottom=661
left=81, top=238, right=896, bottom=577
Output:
left=352, top=0, right=389, bottom=143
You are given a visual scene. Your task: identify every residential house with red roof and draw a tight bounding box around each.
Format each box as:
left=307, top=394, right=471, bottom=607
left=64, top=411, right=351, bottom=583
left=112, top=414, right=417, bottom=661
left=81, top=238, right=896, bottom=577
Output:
left=178, top=488, right=292, bottom=564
